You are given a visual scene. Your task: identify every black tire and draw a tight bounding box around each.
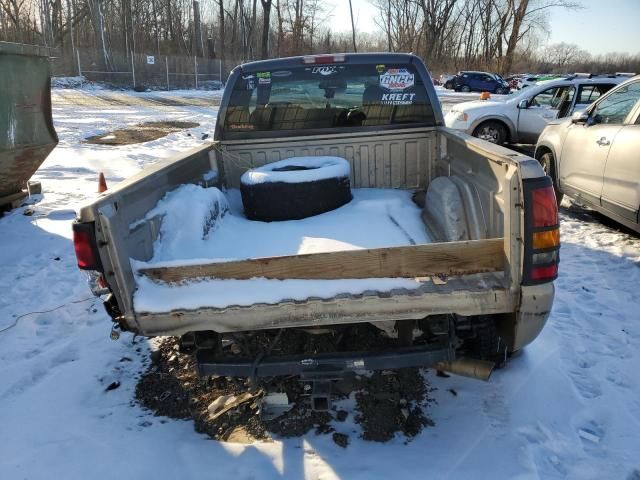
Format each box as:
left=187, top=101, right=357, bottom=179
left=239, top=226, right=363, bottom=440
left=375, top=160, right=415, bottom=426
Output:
left=472, top=120, right=508, bottom=145
left=461, top=85, right=471, bottom=93
left=240, top=157, right=353, bottom=221
left=495, top=87, right=506, bottom=95
left=444, top=81, right=453, bottom=89
left=538, top=152, right=564, bottom=206
left=458, top=316, right=506, bottom=364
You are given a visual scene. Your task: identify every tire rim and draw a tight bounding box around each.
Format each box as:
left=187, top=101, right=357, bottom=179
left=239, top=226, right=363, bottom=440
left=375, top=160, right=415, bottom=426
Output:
left=476, top=126, right=500, bottom=143
left=541, top=159, right=549, bottom=175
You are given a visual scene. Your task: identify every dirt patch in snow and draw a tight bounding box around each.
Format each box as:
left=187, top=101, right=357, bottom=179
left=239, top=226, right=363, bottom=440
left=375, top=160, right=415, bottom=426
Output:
left=355, top=369, right=434, bottom=442
left=84, top=120, right=199, bottom=145
left=135, top=328, right=434, bottom=445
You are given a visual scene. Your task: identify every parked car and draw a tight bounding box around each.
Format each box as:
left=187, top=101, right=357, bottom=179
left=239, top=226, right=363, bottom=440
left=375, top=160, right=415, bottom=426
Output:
left=200, top=80, right=224, bottom=90
left=445, top=76, right=625, bottom=144
left=452, top=71, right=510, bottom=94
left=536, top=75, right=640, bottom=232
left=73, top=53, right=558, bottom=398
left=439, top=74, right=455, bottom=89
left=505, top=75, right=521, bottom=90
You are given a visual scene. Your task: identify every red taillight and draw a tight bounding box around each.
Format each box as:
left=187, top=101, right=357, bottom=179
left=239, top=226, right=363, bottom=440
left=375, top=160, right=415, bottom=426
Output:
left=302, top=54, right=346, bottom=64
left=522, top=177, right=560, bottom=285
left=532, top=186, right=558, bottom=227
left=74, top=229, right=96, bottom=269
left=73, top=222, right=102, bottom=271
left=531, top=264, right=558, bottom=281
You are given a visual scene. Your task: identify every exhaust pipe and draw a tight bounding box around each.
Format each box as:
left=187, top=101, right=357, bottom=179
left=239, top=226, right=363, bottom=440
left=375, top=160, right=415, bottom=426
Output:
left=436, top=357, right=495, bottom=381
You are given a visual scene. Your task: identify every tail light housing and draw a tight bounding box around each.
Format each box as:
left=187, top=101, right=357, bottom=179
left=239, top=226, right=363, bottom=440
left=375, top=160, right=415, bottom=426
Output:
left=73, top=221, right=103, bottom=271
left=522, top=177, right=560, bottom=285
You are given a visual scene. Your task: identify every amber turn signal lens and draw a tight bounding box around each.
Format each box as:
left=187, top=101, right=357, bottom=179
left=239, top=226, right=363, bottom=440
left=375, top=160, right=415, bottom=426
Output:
left=533, top=229, right=560, bottom=250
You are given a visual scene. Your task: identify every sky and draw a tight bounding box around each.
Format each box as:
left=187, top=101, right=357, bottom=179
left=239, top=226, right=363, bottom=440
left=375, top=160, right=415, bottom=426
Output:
left=329, top=0, right=640, bottom=55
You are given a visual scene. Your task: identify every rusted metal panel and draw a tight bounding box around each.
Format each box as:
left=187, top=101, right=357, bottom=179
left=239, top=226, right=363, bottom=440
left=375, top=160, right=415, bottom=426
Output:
left=0, top=41, right=58, bottom=204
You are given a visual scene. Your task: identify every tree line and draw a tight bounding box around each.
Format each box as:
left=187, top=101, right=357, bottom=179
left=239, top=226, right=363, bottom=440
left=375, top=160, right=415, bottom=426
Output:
left=1, top=0, right=638, bottom=76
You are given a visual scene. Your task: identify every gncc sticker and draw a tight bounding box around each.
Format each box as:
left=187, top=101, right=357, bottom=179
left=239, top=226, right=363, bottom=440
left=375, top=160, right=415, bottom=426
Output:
left=380, top=68, right=414, bottom=90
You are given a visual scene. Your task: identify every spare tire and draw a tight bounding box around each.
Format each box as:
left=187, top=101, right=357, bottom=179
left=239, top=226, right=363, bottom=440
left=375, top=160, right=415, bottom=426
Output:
left=240, top=156, right=352, bottom=221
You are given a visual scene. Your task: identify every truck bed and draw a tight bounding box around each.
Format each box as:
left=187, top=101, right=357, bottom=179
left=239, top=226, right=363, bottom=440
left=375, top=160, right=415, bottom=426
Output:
left=78, top=127, right=535, bottom=336
left=139, top=187, right=430, bottom=263
left=133, top=186, right=433, bottom=312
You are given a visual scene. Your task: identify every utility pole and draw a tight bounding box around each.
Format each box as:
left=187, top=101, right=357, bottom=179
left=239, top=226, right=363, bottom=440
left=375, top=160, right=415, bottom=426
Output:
left=66, top=0, right=77, bottom=74
left=348, top=0, right=357, bottom=53
left=387, top=0, right=392, bottom=51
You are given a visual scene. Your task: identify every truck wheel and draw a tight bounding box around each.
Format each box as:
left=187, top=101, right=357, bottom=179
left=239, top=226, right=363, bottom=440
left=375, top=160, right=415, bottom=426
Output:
left=495, top=87, right=506, bottom=95
left=465, top=317, right=506, bottom=364
left=240, top=156, right=353, bottom=221
left=444, top=81, right=453, bottom=89
left=472, top=121, right=507, bottom=145
left=539, top=152, right=564, bottom=206
left=461, top=85, right=471, bottom=93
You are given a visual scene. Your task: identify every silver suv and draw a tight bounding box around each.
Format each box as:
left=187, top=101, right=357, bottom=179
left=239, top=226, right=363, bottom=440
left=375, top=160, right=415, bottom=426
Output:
left=536, top=76, right=640, bottom=232
left=446, top=77, right=626, bottom=145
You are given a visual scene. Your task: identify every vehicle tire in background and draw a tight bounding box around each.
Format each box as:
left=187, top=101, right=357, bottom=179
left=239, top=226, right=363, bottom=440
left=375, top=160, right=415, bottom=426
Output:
left=495, top=87, right=507, bottom=95
left=461, top=85, right=471, bottom=93
left=538, top=152, right=564, bottom=206
left=444, top=80, right=453, bottom=89
left=472, top=120, right=507, bottom=145
left=240, top=156, right=353, bottom=222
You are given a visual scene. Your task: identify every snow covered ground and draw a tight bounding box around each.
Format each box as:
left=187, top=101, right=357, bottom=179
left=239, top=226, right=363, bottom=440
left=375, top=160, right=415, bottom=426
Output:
left=1, top=89, right=640, bottom=479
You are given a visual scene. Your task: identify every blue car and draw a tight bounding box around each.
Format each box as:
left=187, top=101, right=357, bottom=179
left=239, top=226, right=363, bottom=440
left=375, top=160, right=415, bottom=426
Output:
left=453, top=71, right=510, bottom=94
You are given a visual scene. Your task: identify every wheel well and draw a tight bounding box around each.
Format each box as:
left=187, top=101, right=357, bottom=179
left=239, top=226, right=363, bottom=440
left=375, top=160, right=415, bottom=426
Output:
left=473, top=119, right=511, bottom=142
left=534, top=145, right=552, bottom=160
left=535, top=146, right=558, bottom=181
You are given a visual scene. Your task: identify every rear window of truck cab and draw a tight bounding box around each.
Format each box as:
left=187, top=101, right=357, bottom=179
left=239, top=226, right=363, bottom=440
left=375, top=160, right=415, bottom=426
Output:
left=222, top=63, right=436, bottom=136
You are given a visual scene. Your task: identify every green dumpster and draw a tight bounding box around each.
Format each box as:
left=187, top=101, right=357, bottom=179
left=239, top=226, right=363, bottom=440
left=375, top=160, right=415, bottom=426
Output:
left=0, top=41, right=58, bottom=209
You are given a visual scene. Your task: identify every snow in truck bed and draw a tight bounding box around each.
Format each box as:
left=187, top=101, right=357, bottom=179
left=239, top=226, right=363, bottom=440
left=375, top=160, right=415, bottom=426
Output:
left=133, top=186, right=432, bottom=312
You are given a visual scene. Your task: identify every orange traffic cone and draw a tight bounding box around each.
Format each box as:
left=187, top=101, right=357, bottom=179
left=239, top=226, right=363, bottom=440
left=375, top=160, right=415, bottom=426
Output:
left=98, top=172, right=108, bottom=193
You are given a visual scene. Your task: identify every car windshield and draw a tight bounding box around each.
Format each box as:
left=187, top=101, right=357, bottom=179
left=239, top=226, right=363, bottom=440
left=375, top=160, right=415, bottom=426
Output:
left=510, top=83, right=562, bottom=100
left=222, top=62, right=436, bottom=135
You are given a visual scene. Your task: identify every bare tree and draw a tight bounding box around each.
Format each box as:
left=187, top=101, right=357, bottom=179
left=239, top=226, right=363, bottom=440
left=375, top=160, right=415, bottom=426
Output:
left=260, top=0, right=272, bottom=59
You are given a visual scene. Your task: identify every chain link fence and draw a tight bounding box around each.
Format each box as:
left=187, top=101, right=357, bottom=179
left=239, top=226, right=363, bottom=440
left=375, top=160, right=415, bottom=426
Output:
left=49, top=47, right=240, bottom=90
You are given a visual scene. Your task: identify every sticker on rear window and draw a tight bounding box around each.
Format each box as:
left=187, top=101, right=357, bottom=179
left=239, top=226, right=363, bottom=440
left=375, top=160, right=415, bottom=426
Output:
left=376, top=64, right=385, bottom=74
left=312, top=66, right=338, bottom=76
left=228, top=123, right=255, bottom=130
left=381, top=92, right=416, bottom=105
left=272, top=70, right=292, bottom=78
left=243, top=75, right=256, bottom=90
left=380, top=68, right=414, bottom=90
left=256, top=71, right=271, bottom=85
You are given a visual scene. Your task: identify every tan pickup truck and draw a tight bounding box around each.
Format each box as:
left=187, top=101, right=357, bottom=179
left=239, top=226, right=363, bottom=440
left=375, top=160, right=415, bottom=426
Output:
left=74, top=54, right=559, bottom=395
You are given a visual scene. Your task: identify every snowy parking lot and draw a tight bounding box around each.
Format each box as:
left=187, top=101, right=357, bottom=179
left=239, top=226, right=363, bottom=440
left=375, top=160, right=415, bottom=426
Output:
left=1, top=88, right=639, bottom=479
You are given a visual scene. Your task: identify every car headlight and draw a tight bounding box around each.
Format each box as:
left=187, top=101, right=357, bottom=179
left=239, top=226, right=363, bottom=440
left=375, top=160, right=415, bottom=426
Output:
left=449, top=111, right=469, bottom=122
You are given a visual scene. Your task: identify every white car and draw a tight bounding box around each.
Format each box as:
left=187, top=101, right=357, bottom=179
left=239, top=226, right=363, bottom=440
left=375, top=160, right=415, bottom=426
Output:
left=517, top=75, right=540, bottom=89
left=445, top=77, right=625, bottom=144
